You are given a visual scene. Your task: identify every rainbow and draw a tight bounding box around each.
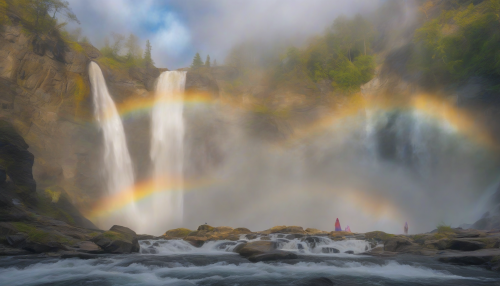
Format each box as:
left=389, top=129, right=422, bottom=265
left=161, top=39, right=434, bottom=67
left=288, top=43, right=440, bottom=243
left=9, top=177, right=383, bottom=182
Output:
left=85, top=176, right=213, bottom=220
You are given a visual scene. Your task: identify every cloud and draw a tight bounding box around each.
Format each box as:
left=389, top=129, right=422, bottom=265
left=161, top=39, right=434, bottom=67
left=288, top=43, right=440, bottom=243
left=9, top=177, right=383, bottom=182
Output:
left=65, top=0, right=382, bottom=69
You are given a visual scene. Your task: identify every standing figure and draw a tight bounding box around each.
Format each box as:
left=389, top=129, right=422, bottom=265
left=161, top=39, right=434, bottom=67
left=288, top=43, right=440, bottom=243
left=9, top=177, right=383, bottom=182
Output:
left=345, top=226, right=351, bottom=233
left=404, top=222, right=408, bottom=235
left=335, top=218, right=342, bottom=231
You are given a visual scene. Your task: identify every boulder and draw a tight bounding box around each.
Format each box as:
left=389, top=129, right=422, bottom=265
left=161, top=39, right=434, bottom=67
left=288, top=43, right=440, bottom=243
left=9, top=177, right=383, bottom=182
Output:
left=261, top=226, right=306, bottom=234
left=164, top=228, right=192, bottom=239
left=383, top=236, right=413, bottom=252
left=322, top=247, right=340, bottom=254
left=235, top=241, right=275, bottom=257
left=75, top=241, right=102, bottom=254
left=248, top=251, right=298, bottom=262
left=91, top=225, right=139, bottom=254
left=305, top=228, right=329, bottom=235
left=449, top=239, right=486, bottom=251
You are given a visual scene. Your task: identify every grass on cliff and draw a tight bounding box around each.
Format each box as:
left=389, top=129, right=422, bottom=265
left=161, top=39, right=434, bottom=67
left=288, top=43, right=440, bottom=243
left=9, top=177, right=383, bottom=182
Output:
left=102, top=231, right=130, bottom=241
left=12, top=222, right=71, bottom=244
left=364, top=231, right=395, bottom=242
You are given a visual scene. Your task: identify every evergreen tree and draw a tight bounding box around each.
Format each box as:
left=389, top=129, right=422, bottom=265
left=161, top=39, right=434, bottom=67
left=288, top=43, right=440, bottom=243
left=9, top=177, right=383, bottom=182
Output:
left=191, top=53, right=203, bottom=69
left=205, top=54, right=211, bottom=67
left=144, top=40, right=154, bottom=65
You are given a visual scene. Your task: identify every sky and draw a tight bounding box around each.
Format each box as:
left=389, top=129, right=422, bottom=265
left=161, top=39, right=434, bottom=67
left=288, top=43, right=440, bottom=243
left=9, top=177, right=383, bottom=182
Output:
left=65, top=0, right=382, bottom=69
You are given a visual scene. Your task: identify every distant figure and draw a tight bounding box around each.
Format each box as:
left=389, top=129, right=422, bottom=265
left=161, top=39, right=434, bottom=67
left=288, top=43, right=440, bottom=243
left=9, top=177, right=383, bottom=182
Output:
left=205, top=222, right=207, bottom=225
left=335, top=218, right=342, bottom=231
left=404, top=222, right=408, bottom=235
left=345, top=226, right=351, bottom=233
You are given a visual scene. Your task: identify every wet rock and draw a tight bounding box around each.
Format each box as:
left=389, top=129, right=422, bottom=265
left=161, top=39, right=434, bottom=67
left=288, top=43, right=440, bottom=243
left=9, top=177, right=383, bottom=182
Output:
left=345, top=250, right=355, bottom=254
left=0, top=222, right=18, bottom=236
left=197, top=224, right=215, bottom=231
left=305, top=228, right=329, bottom=235
left=449, top=239, right=486, bottom=251
left=235, top=241, right=275, bottom=257
left=303, top=236, right=321, bottom=248
left=294, top=277, right=335, bottom=286
left=248, top=251, right=298, bottom=262
left=285, top=234, right=305, bottom=239
left=75, top=241, right=102, bottom=254
left=164, top=228, right=192, bottom=239
left=383, top=236, right=413, bottom=252
left=6, top=234, right=27, bottom=247
left=215, top=241, right=237, bottom=250
left=233, top=228, right=252, bottom=234
left=261, top=225, right=306, bottom=235
left=246, top=234, right=258, bottom=240
left=91, top=225, right=140, bottom=254
left=322, top=247, right=340, bottom=254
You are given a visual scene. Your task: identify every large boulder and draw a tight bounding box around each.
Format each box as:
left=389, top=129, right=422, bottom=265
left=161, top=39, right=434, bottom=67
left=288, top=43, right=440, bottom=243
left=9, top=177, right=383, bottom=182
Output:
left=383, top=236, right=414, bottom=252
left=164, top=228, right=192, bottom=239
left=235, top=241, right=275, bottom=257
left=449, top=239, right=486, bottom=251
left=91, top=225, right=139, bottom=253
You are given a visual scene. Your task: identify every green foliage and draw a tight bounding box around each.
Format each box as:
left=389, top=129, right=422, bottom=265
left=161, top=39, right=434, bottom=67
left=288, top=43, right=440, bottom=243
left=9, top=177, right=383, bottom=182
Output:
left=143, top=39, right=153, bottom=65
left=99, top=33, right=153, bottom=70
left=6, top=0, right=79, bottom=35
left=191, top=52, right=203, bottom=69
left=271, top=14, right=376, bottom=93
left=413, top=0, right=500, bottom=85
left=12, top=222, right=71, bottom=244
left=436, top=223, right=454, bottom=233
left=364, top=231, right=395, bottom=241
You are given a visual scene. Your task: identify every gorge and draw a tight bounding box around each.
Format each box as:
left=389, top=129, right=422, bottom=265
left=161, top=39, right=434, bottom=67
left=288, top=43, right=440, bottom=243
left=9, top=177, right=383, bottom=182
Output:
left=1, top=0, right=500, bottom=285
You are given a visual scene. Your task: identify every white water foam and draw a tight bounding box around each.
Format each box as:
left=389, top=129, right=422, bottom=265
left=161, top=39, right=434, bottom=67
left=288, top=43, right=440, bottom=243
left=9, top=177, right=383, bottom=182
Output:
left=0, top=257, right=487, bottom=286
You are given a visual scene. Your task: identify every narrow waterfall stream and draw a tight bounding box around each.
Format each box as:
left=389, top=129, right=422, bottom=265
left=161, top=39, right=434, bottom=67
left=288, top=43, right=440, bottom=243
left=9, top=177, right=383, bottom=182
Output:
left=150, top=71, right=187, bottom=228
left=89, top=62, right=139, bottom=229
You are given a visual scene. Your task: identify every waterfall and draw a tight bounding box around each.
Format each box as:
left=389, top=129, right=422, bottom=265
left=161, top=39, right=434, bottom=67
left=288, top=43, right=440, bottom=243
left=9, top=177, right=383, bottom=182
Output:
left=150, top=71, right=187, bottom=228
left=89, top=62, right=138, bottom=229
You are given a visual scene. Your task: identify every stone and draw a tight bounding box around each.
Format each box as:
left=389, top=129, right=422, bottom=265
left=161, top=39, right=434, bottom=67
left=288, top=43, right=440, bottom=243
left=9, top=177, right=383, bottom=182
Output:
left=75, top=241, right=102, bottom=254
left=449, top=239, right=486, bottom=251
left=91, top=225, right=139, bottom=254
left=164, top=228, right=192, bottom=239
left=235, top=241, right=275, bottom=257
left=322, top=247, right=340, bottom=254
left=383, top=236, right=413, bottom=252
left=248, top=251, right=298, bottom=262
left=345, top=250, right=355, bottom=254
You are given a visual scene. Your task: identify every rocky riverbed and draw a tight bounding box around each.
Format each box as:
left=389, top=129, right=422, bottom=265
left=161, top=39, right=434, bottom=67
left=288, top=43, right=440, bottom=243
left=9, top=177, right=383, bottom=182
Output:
left=2, top=222, right=500, bottom=285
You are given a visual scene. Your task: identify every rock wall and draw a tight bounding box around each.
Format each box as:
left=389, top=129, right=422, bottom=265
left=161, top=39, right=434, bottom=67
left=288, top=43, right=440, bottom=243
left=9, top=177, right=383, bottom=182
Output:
left=0, top=24, right=161, bottom=215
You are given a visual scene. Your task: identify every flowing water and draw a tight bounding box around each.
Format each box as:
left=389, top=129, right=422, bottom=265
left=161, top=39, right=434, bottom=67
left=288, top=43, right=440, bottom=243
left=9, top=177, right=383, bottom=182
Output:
left=89, top=62, right=139, bottom=229
left=150, top=71, right=187, bottom=229
left=1, top=236, right=499, bottom=286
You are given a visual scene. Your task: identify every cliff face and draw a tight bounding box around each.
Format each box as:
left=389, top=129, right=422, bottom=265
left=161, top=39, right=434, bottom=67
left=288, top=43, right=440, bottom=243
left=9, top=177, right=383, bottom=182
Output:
left=0, top=24, right=160, bottom=217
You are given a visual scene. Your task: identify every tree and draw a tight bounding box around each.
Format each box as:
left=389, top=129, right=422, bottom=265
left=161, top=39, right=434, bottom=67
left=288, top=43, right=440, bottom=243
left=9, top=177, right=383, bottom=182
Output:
left=205, top=54, right=211, bottom=67
left=191, top=53, right=203, bottom=69
left=144, top=40, right=154, bottom=65
left=111, top=33, right=125, bottom=56
left=28, top=0, right=80, bottom=33
left=125, top=33, right=141, bottom=60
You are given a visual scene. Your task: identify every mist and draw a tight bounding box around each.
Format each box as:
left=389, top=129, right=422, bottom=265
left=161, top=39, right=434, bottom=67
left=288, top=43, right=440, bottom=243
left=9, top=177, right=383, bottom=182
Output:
left=65, top=0, right=383, bottom=69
